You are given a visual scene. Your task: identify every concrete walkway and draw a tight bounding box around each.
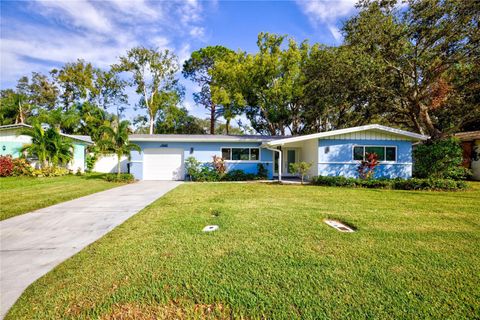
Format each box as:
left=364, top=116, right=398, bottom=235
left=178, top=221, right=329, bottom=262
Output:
left=0, top=180, right=181, bottom=318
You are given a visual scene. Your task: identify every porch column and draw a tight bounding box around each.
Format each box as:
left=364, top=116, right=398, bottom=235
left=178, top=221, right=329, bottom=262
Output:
left=263, top=145, right=282, bottom=182
left=278, top=148, right=282, bottom=182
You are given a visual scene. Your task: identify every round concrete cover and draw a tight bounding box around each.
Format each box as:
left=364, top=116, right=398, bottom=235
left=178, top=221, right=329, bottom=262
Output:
left=202, top=225, right=219, bottom=232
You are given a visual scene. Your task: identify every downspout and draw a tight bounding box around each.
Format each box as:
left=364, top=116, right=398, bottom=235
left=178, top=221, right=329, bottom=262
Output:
left=262, top=144, right=282, bottom=182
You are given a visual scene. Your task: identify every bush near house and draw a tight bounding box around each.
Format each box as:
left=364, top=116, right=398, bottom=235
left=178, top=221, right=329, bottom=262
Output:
left=31, top=167, right=72, bottom=177
left=311, top=176, right=467, bottom=191
left=0, top=155, right=14, bottom=177
left=413, top=138, right=471, bottom=180
left=0, top=155, right=36, bottom=177
left=102, top=173, right=135, bottom=183
left=11, top=158, right=34, bottom=176
left=185, top=156, right=267, bottom=182
left=289, top=161, right=313, bottom=184
left=221, top=170, right=257, bottom=181
left=357, top=152, right=379, bottom=180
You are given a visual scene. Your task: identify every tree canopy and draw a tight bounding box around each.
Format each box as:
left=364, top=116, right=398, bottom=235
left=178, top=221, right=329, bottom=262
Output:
left=1, top=0, right=478, bottom=138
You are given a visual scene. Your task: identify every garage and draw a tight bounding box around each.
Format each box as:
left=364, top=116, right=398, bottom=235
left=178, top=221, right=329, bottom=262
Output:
left=143, top=148, right=185, bottom=180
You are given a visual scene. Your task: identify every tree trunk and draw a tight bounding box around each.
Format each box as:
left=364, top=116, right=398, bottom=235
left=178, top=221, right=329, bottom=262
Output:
left=226, top=118, right=230, bottom=135
left=419, top=105, right=441, bottom=139
left=210, top=103, right=216, bottom=134
left=149, top=114, right=154, bottom=135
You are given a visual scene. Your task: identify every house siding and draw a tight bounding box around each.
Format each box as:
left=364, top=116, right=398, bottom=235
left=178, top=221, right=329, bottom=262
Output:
left=129, top=141, right=274, bottom=180
left=71, top=143, right=86, bottom=172
left=0, top=130, right=30, bottom=157
left=317, top=139, right=413, bottom=179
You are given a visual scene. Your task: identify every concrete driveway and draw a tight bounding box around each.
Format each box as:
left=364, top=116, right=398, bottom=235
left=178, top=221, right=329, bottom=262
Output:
left=0, top=180, right=181, bottom=318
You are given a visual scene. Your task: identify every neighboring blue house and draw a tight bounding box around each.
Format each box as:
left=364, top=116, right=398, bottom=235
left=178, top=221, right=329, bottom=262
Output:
left=0, top=124, right=92, bottom=172
left=128, top=124, right=428, bottom=181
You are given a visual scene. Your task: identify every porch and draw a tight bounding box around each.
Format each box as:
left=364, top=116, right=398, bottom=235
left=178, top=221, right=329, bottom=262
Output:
left=262, top=139, right=318, bottom=181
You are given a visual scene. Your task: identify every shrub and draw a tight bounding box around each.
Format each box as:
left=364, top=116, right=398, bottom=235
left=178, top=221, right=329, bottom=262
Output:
left=311, top=175, right=467, bottom=191
left=221, top=170, right=256, bottom=181
left=0, top=155, right=14, bottom=177
left=312, top=175, right=358, bottom=187
left=197, top=165, right=221, bottom=182
left=86, top=153, right=98, bottom=173
left=357, top=152, right=379, bottom=180
left=32, top=167, right=71, bottom=177
left=289, top=161, right=313, bottom=184
left=391, top=178, right=467, bottom=191
left=212, top=155, right=226, bottom=175
left=257, top=163, right=268, bottom=179
left=102, top=173, right=135, bottom=183
left=186, top=157, right=268, bottom=182
left=185, top=156, right=202, bottom=181
left=12, top=158, right=34, bottom=176
left=413, top=138, right=471, bottom=180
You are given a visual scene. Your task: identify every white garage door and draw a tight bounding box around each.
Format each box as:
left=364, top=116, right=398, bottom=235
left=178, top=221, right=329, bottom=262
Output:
left=143, top=148, right=184, bottom=180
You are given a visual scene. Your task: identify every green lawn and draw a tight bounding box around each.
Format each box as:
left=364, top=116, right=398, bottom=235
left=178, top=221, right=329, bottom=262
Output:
left=7, top=183, right=480, bottom=319
left=0, top=174, right=125, bottom=221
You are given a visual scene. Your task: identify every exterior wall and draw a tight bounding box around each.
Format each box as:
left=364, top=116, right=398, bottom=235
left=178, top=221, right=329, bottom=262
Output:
left=93, top=154, right=128, bottom=173
left=0, top=130, right=30, bottom=157
left=317, top=138, right=413, bottom=179
left=300, top=139, right=319, bottom=178
left=70, top=143, right=86, bottom=172
left=129, top=141, right=274, bottom=180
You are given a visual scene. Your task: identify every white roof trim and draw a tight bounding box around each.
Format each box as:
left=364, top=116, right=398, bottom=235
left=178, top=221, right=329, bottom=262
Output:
left=129, top=137, right=269, bottom=143
left=264, top=124, right=429, bottom=146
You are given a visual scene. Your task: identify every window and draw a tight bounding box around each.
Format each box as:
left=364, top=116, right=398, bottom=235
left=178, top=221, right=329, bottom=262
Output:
left=221, top=148, right=260, bottom=161
left=353, top=146, right=396, bottom=162
left=353, top=146, right=364, bottom=161
left=250, top=148, right=259, bottom=160
left=222, top=148, right=231, bottom=160
left=385, top=147, right=396, bottom=161
left=365, top=146, right=385, bottom=160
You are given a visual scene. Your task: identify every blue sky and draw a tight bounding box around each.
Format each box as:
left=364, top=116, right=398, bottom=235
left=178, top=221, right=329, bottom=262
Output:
left=0, top=0, right=358, bottom=121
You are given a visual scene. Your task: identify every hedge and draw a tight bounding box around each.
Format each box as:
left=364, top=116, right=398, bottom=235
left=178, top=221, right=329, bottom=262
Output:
left=102, top=173, right=135, bottom=183
left=311, top=176, right=468, bottom=191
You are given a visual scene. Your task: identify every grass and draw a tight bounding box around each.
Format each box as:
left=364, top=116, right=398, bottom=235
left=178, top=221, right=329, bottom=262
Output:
left=0, top=173, right=126, bottom=221
left=7, top=182, right=480, bottom=319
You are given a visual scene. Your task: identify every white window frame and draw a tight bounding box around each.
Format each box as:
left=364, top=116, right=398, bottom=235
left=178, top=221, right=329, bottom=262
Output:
left=220, top=147, right=261, bottom=162
left=352, top=145, right=397, bottom=163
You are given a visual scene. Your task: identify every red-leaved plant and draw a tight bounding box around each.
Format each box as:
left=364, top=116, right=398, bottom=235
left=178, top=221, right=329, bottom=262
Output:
left=357, top=152, right=379, bottom=180
left=0, top=155, right=14, bottom=177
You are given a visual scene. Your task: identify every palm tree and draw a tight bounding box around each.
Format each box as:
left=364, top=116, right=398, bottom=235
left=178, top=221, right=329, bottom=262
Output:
left=97, top=120, right=141, bottom=178
left=20, top=123, right=74, bottom=169
left=47, top=129, right=73, bottom=167
left=20, top=123, right=50, bottom=168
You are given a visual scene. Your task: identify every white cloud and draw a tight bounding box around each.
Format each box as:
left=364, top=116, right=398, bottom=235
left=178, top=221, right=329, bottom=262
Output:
left=108, top=0, right=160, bottom=20
left=177, top=43, right=192, bottom=64
left=189, top=26, right=205, bottom=38
left=328, top=25, right=342, bottom=42
left=296, top=0, right=357, bottom=23
left=296, top=0, right=357, bottom=42
left=151, top=36, right=170, bottom=49
left=35, top=0, right=112, bottom=33
left=1, top=0, right=208, bottom=88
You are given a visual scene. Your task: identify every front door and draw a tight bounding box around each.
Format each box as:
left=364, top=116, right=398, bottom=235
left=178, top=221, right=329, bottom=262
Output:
left=286, top=149, right=296, bottom=174
left=273, top=148, right=299, bottom=176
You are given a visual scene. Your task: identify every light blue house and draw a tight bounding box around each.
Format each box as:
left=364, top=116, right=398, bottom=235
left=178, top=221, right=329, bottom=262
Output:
left=129, top=124, right=428, bottom=181
left=0, top=124, right=92, bottom=172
